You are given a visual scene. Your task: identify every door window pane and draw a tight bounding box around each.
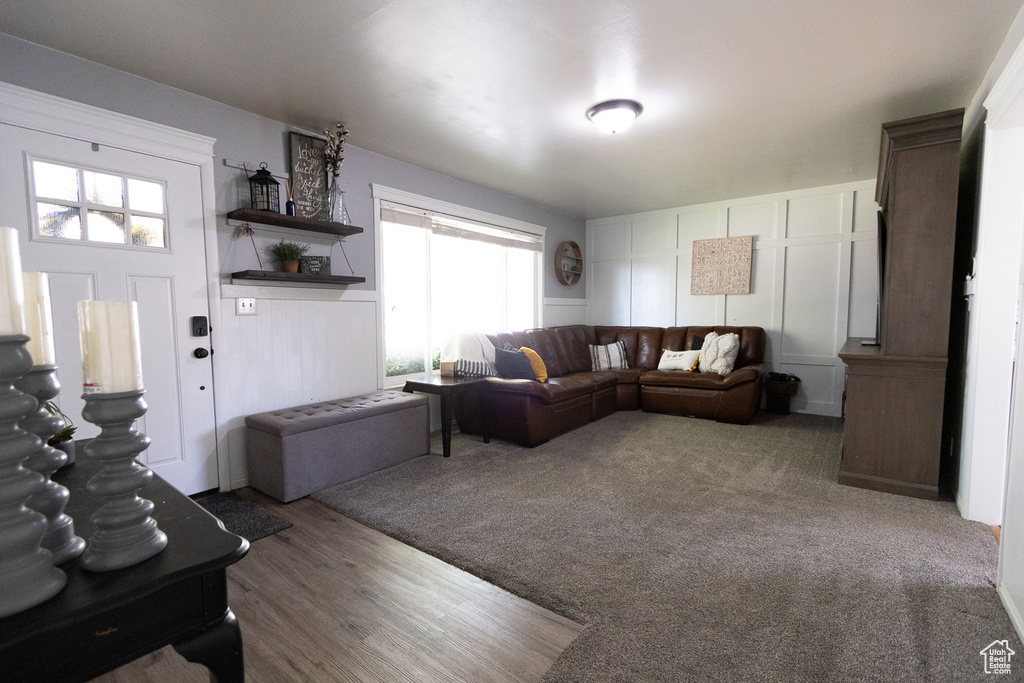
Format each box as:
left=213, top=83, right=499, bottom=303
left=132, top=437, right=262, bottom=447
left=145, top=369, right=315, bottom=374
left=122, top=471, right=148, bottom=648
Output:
left=128, top=178, right=165, bottom=214
left=131, top=216, right=166, bottom=247
left=84, top=171, right=124, bottom=207
left=30, top=158, right=168, bottom=250
left=37, top=202, right=82, bottom=239
left=87, top=210, right=126, bottom=243
left=33, top=161, right=79, bottom=202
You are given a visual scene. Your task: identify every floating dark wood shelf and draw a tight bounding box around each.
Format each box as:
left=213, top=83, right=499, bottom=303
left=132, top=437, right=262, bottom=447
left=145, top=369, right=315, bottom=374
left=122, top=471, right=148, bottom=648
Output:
left=230, top=270, right=366, bottom=286
left=226, top=208, right=363, bottom=237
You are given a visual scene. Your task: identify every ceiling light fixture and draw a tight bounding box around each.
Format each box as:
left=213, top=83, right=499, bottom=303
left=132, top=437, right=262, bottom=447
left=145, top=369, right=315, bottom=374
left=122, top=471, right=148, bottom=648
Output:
left=586, top=99, right=644, bottom=134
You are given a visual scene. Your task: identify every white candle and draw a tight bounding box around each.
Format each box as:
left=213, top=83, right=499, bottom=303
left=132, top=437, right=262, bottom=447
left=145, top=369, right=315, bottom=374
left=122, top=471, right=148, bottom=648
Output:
left=23, top=272, right=56, bottom=366
left=0, top=227, right=26, bottom=336
left=77, top=300, right=144, bottom=394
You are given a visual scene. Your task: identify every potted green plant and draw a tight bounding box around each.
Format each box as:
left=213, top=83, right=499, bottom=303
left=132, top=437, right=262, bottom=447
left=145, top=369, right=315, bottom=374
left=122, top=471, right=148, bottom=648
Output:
left=269, top=240, right=310, bottom=273
left=43, top=400, right=77, bottom=467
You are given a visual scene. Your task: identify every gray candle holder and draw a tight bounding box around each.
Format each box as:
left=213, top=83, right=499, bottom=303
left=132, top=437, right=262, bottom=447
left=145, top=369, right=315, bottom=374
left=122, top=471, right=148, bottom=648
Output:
left=0, top=335, right=66, bottom=617
left=80, top=389, right=167, bottom=572
left=17, top=365, right=84, bottom=565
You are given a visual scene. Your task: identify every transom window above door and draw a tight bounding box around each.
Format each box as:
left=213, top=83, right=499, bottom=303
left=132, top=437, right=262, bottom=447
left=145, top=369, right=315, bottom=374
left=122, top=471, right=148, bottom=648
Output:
left=29, top=158, right=168, bottom=249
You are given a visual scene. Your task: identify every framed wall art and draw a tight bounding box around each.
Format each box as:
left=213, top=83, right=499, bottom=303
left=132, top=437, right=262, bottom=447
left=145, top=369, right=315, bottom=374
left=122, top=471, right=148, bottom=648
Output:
left=288, top=132, right=327, bottom=219
left=691, top=236, right=753, bottom=295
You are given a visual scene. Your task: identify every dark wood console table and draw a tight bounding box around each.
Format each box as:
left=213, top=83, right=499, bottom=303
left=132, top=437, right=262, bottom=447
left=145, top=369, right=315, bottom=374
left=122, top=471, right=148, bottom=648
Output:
left=403, top=374, right=489, bottom=457
left=0, top=456, right=249, bottom=682
left=838, top=109, right=963, bottom=500
left=839, top=339, right=948, bottom=499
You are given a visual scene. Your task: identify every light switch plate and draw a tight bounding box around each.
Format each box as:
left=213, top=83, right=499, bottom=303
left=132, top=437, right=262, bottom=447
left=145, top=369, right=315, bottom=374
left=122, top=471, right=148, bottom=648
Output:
left=235, top=297, right=257, bottom=316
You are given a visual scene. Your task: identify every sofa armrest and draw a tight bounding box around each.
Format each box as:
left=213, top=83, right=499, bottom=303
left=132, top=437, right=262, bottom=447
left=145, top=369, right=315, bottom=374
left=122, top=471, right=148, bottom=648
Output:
left=719, top=365, right=762, bottom=387
left=739, top=362, right=764, bottom=376
left=485, top=376, right=551, bottom=399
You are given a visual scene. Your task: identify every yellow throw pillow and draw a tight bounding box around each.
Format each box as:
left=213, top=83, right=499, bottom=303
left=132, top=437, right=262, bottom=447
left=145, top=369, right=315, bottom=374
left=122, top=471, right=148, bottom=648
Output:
left=519, top=346, right=548, bottom=382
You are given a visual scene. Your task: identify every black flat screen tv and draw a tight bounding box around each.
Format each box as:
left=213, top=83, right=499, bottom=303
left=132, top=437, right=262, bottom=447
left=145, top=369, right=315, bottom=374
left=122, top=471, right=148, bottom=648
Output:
left=864, top=210, right=887, bottom=346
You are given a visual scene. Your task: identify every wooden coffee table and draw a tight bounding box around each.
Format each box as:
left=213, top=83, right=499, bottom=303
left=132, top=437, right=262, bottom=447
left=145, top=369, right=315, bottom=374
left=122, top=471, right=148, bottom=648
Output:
left=403, top=374, right=490, bottom=457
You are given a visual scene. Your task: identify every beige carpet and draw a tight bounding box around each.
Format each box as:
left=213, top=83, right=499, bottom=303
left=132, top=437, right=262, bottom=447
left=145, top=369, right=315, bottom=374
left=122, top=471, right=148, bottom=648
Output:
left=313, top=411, right=1018, bottom=682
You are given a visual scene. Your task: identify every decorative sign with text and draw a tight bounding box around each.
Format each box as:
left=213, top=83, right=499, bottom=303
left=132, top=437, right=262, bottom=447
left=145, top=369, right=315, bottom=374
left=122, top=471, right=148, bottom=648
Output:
left=289, top=132, right=327, bottom=220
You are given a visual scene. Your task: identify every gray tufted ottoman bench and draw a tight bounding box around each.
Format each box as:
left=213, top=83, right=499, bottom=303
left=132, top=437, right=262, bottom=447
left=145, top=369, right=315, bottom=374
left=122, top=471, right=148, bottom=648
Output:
left=244, top=390, right=430, bottom=502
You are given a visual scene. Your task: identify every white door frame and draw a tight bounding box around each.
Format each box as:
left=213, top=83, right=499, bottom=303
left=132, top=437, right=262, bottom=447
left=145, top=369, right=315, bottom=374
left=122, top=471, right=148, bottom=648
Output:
left=982, top=31, right=1024, bottom=641
left=0, top=81, right=228, bottom=490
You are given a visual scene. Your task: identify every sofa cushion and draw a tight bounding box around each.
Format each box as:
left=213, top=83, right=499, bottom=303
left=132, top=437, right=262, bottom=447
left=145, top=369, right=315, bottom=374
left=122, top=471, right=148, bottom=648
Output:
left=590, top=341, right=629, bottom=370
left=658, top=349, right=700, bottom=371
left=594, top=326, right=665, bottom=370
left=495, top=345, right=536, bottom=380
left=698, top=332, right=740, bottom=375
left=555, top=325, right=597, bottom=374
left=570, top=370, right=619, bottom=391
left=661, top=327, right=702, bottom=351
left=519, top=329, right=565, bottom=377
left=639, top=366, right=761, bottom=390
left=245, top=390, right=427, bottom=437
left=685, top=326, right=765, bottom=369
left=610, top=368, right=645, bottom=385
left=485, top=375, right=593, bottom=404
left=520, top=346, right=548, bottom=382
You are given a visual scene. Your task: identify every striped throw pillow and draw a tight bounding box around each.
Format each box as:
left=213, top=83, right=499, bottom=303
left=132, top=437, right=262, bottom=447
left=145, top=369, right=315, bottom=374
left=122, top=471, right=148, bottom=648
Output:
left=589, top=341, right=629, bottom=371
left=454, top=359, right=497, bottom=377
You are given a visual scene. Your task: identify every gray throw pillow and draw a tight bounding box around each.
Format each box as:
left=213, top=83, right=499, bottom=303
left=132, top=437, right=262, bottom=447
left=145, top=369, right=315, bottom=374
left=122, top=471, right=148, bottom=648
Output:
left=495, top=346, right=536, bottom=380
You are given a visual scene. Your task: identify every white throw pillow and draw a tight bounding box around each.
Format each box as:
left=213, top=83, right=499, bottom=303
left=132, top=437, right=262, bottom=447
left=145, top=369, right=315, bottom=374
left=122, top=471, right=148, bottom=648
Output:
left=590, top=341, right=629, bottom=370
left=658, top=349, right=700, bottom=371
left=698, top=332, right=740, bottom=376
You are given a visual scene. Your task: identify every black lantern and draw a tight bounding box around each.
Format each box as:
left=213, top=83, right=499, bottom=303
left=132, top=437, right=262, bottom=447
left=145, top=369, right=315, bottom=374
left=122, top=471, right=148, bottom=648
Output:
left=248, top=162, right=280, bottom=213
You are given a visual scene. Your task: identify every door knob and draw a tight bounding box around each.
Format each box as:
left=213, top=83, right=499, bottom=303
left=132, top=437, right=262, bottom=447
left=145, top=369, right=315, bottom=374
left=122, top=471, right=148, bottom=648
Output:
left=193, top=348, right=210, bottom=359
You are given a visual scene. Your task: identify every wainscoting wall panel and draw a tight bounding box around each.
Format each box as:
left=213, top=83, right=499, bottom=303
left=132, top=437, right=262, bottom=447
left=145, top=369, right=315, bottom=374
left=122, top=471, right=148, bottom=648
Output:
left=216, top=285, right=380, bottom=489
left=676, top=242, right=721, bottom=326
left=586, top=180, right=878, bottom=416
left=723, top=249, right=775, bottom=331
left=544, top=298, right=587, bottom=327
left=631, top=256, right=677, bottom=327
left=590, top=259, right=632, bottom=326
left=782, top=242, right=842, bottom=358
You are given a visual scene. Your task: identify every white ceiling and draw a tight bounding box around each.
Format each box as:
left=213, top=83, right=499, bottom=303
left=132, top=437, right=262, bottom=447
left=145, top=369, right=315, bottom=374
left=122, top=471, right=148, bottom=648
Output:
left=2, top=1, right=1022, bottom=219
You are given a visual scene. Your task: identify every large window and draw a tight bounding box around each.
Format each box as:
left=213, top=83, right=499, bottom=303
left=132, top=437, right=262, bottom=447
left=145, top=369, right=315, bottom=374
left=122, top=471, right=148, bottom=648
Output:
left=379, top=196, right=544, bottom=380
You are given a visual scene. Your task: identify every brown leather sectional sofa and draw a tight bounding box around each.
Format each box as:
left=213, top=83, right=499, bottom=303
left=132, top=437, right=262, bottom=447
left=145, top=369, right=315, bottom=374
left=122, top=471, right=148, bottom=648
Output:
left=453, top=324, right=767, bottom=447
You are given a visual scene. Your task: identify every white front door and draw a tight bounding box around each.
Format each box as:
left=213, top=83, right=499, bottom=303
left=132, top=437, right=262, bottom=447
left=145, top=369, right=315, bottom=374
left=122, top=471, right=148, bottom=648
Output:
left=0, top=123, right=218, bottom=494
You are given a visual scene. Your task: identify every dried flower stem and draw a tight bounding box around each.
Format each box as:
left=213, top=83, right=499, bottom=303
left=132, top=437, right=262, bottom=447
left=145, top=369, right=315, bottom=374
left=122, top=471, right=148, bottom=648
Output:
left=323, top=122, right=350, bottom=178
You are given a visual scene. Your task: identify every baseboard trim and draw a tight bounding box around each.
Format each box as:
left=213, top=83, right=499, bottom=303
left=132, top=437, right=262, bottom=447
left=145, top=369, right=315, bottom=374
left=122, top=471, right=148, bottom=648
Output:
left=838, top=471, right=939, bottom=500
left=998, top=585, right=1024, bottom=645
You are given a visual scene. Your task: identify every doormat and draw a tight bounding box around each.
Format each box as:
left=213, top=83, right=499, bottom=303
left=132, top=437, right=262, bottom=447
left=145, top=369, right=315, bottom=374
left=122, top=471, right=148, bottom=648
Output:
left=194, top=491, right=292, bottom=542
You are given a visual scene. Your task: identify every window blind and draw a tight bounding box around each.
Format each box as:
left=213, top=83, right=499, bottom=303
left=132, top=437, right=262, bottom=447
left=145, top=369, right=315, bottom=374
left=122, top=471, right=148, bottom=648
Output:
left=380, top=204, right=543, bottom=252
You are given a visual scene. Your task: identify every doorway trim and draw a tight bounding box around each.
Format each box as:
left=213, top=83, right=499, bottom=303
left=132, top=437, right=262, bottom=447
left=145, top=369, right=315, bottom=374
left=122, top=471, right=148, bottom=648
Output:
left=0, top=80, right=227, bottom=490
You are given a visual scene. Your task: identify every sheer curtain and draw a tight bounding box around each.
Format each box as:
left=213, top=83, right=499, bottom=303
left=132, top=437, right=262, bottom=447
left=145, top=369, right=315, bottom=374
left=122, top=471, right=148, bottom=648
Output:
left=381, top=203, right=541, bottom=379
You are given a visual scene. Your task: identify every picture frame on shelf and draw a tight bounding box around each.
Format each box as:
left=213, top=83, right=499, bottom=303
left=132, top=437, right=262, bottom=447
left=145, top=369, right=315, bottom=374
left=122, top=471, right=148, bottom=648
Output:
left=288, top=132, right=327, bottom=220
left=299, top=255, right=331, bottom=276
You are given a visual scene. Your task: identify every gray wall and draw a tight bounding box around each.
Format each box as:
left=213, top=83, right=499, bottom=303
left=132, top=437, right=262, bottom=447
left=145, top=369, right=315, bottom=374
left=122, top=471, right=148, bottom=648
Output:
left=0, top=32, right=585, bottom=298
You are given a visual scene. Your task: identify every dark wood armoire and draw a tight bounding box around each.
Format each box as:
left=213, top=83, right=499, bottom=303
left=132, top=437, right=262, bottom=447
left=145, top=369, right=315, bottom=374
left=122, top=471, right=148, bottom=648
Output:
left=838, top=108, right=964, bottom=499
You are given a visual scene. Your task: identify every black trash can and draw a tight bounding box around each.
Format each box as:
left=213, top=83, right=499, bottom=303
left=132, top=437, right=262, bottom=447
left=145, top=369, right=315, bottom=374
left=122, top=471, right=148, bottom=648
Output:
left=765, top=373, right=801, bottom=415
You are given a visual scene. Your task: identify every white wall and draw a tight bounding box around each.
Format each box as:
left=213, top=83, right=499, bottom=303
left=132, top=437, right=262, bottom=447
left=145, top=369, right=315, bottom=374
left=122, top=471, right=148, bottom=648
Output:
left=586, top=180, right=879, bottom=417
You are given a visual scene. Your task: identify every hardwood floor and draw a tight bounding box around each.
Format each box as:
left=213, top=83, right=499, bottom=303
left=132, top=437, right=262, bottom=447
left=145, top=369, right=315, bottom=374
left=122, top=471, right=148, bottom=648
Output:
left=91, top=489, right=583, bottom=683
